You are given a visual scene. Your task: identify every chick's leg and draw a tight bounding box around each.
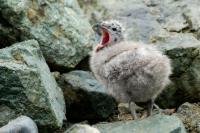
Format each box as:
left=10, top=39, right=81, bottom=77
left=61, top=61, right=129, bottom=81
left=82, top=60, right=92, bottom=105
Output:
left=129, top=101, right=138, bottom=119
left=147, top=99, right=154, bottom=116
left=147, top=99, right=163, bottom=116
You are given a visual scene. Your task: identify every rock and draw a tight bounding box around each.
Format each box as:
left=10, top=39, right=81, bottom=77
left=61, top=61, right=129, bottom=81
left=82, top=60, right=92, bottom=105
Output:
left=79, top=0, right=167, bottom=43
left=175, top=102, right=200, bottom=133
left=80, top=0, right=200, bottom=108
left=0, top=0, right=95, bottom=69
left=0, top=40, right=65, bottom=129
left=58, top=70, right=117, bottom=122
left=77, top=0, right=108, bottom=24
left=155, top=33, right=200, bottom=107
left=51, top=71, right=61, bottom=81
left=65, top=124, right=100, bottom=133
left=79, top=0, right=200, bottom=39
left=0, top=116, right=38, bottom=133
left=95, top=114, right=186, bottom=133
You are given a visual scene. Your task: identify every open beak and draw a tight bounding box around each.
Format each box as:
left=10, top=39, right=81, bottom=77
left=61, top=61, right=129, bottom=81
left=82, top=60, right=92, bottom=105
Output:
left=93, top=24, right=110, bottom=52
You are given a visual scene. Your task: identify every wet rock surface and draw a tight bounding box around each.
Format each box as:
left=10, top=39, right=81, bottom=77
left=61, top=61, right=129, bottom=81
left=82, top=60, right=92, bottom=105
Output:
left=0, top=40, right=65, bottom=130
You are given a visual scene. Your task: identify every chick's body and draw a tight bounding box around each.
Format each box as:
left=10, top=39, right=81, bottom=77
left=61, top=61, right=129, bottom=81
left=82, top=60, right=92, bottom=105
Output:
left=90, top=41, right=171, bottom=103
left=90, top=20, right=171, bottom=118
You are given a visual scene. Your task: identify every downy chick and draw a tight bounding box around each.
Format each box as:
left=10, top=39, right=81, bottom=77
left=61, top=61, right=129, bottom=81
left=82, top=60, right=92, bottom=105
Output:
left=90, top=20, right=172, bottom=119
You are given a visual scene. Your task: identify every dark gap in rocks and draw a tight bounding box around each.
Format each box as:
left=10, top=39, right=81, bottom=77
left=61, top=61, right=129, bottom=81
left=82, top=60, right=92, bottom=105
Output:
left=48, top=62, right=73, bottom=74
left=74, top=56, right=91, bottom=71
left=49, top=56, right=91, bottom=74
left=64, top=89, right=110, bottom=124
left=0, top=12, right=21, bottom=48
left=37, top=124, right=69, bottom=133
left=0, top=13, right=13, bottom=27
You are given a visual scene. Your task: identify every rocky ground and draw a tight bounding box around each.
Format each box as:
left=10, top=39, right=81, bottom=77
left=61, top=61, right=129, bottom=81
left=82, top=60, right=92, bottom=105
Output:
left=0, top=0, right=199, bottom=133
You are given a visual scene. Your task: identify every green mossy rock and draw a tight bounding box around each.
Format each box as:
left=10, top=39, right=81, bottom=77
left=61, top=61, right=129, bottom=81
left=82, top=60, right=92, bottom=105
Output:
left=0, top=0, right=95, bottom=69
left=156, top=34, right=200, bottom=107
left=0, top=40, right=65, bottom=129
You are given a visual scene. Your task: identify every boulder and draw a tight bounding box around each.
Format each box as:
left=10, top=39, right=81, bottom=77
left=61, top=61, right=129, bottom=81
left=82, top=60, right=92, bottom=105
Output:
left=65, top=124, right=100, bottom=133
left=0, top=116, right=38, bottom=133
left=58, top=70, right=117, bottom=122
left=156, top=33, right=200, bottom=107
left=95, top=114, right=186, bottom=133
left=0, top=40, right=65, bottom=129
left=0, top=0, right=95, bottom=69
left=175, top=102, right=200, bottom=133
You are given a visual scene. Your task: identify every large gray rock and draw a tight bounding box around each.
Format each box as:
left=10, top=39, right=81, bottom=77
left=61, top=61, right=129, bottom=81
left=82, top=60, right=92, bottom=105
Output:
left=147, top=0, right=200, bottom=33
left=0, top=116, right=38, bottom=133
left=0, top=0, right=95, bottom=69
left=65, top=124, right=100, bottom=133
left=79, top=0, right=200, bottom=108
left=78, top=0, right=167, bottom=43
left=175, top=102, right=200, bottom=133
left=58, top=70, right=117, bottom=122
left=0, top=40, right=65, bottom=129
left=79, top=0, right=200, bottom=39
left=95, top=114, right=186, bottom=133
left=77, top=0, right=108, bottom=24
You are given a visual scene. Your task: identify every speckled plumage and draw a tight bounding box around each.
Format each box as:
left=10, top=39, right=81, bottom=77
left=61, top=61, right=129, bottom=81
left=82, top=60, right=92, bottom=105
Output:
left=90, top=41, right=171, bottom=102
left=90, top=20, right=172, bottom=117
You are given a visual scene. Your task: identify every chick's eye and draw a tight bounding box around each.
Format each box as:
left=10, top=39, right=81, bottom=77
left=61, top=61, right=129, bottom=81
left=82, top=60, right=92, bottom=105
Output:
left=112, top=28, right=117, bottom=31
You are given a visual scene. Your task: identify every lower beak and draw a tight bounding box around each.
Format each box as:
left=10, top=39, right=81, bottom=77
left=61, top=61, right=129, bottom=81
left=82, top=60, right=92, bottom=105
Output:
left=95, top=44, right=104, bottom=52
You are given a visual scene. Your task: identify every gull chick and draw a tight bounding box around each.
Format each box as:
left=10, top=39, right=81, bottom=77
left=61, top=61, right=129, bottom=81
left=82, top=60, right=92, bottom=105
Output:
left=90, top=20, right=172, bottom=119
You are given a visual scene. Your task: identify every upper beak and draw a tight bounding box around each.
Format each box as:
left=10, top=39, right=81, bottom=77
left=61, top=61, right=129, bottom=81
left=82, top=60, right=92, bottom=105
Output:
left=92, top=23, right=102, bottom=35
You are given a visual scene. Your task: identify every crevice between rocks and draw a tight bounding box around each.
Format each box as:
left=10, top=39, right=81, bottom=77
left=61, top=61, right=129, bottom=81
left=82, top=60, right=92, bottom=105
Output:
left=0, top=12, right=21, bottom=48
